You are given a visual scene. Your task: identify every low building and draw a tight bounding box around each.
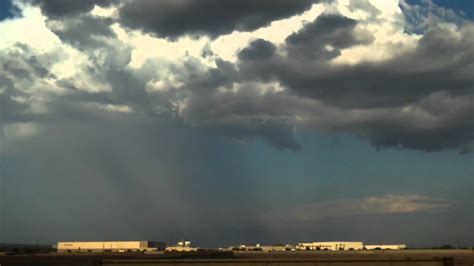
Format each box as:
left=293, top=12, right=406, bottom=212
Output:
left=229, top=244, right=293, bottom=252
left=296, top=243, right=315, bottom=250
left=365, top=244, right=407, bottom=250
left=297, top=242, right=364, bottom=251
left=165, top=241, right=197, bottom=252
left=57, top=241, right=165, bottom=253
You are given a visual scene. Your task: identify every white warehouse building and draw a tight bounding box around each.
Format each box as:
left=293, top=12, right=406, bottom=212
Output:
left=297, top=242, right=364, bottom=251
left=57, top=241, right=165, bottom=253
left=297, top=242, right=406, bottom=251
left=365, top=244, right=407, bottom=250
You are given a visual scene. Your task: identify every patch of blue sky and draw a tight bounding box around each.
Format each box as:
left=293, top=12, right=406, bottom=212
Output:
left=0, top=0, right=21, bottom=21
left=401, top=0, right=472, bottom=33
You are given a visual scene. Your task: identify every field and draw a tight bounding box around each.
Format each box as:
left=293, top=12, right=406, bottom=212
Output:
left=1, top=250, right=474, bottom=266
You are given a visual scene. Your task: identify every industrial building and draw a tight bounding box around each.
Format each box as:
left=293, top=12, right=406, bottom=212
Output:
left=296, top=242, right=407, bottom=251
left=229, top=244, right=294, bottom=252
left=57, top=241, right=165, bottom=253
left=365, top=244, right=407, bottom=250
left=165, top=241, right=198, bottom=252
left=297, top=242, right=364, bottom=251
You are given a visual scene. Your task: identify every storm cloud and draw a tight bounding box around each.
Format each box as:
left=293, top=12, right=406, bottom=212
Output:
left=4, top=0, right=474, bottom=153
left=238, top=39, right=277, bottom=61
left=31, top=0, right=116, bottom=18
left=118, top=0, right=318, bottom=39
left=285, top=14, right=373, bottom=60
left=230, top=16, right=474, bottom=151
left=46, top=14, right=116, bottom=50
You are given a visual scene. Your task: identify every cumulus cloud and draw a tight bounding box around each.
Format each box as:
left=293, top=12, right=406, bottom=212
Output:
left=171, top=11, right=474, bottom=151
left=231, top=11, right=474, bottom=151
left=2, top=0, right=474, bottom=154
left=0, top=42, right=59, bottom=126
left=348, top=0, right=381, bottom=18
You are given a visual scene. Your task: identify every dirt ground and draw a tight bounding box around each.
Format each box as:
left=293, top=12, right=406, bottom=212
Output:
left=0, top=249, right=473, bottom=266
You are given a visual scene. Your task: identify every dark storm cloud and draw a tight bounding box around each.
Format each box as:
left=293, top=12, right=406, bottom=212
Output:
left=46, top=15, right=116, bottom=50
left=31, top=0, right=116, bottom=18
left=285, top=14, right=373, bottom=60
left=176, top=59, right=301, bottom=150
left=118, top=0, right=318, bottom=39
left=322, top=95, right=474, bottom=152
left=183, top=58, right=239, bottom=93
left=287, top=14, right=358, bottom=47
left=238, top=39, right=276, bottom=61
left=5, top=0, right=474, bottom=155
left=231, top=18, right=474, bottom=151
left=278, top=22, right=474, bottom=109
left=181, top=90, right=301, bottom=151
left=21, top=12, right=301, bottom=152
left=157, top=13, right=474, bottom=152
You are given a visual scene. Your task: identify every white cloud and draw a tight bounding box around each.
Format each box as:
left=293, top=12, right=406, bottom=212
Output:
left=331, top=0, right=421, bottom=65
left=88, top=103, right=134, bottom=113
left=0, top=3, right=60, bottom=52
left=91, top=5, right=117, bottom=18
left=0, top=3, right=110, bottom=95
left=127, top=33, right=211, bottom=68
left=1, top=0, right=472, bottom=153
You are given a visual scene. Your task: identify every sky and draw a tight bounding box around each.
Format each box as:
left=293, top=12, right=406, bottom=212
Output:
left=0, top=0, right=473, bottom=248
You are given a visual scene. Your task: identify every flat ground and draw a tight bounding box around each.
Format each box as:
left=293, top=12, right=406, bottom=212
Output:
left=1, top=250, right=473, bottom=266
